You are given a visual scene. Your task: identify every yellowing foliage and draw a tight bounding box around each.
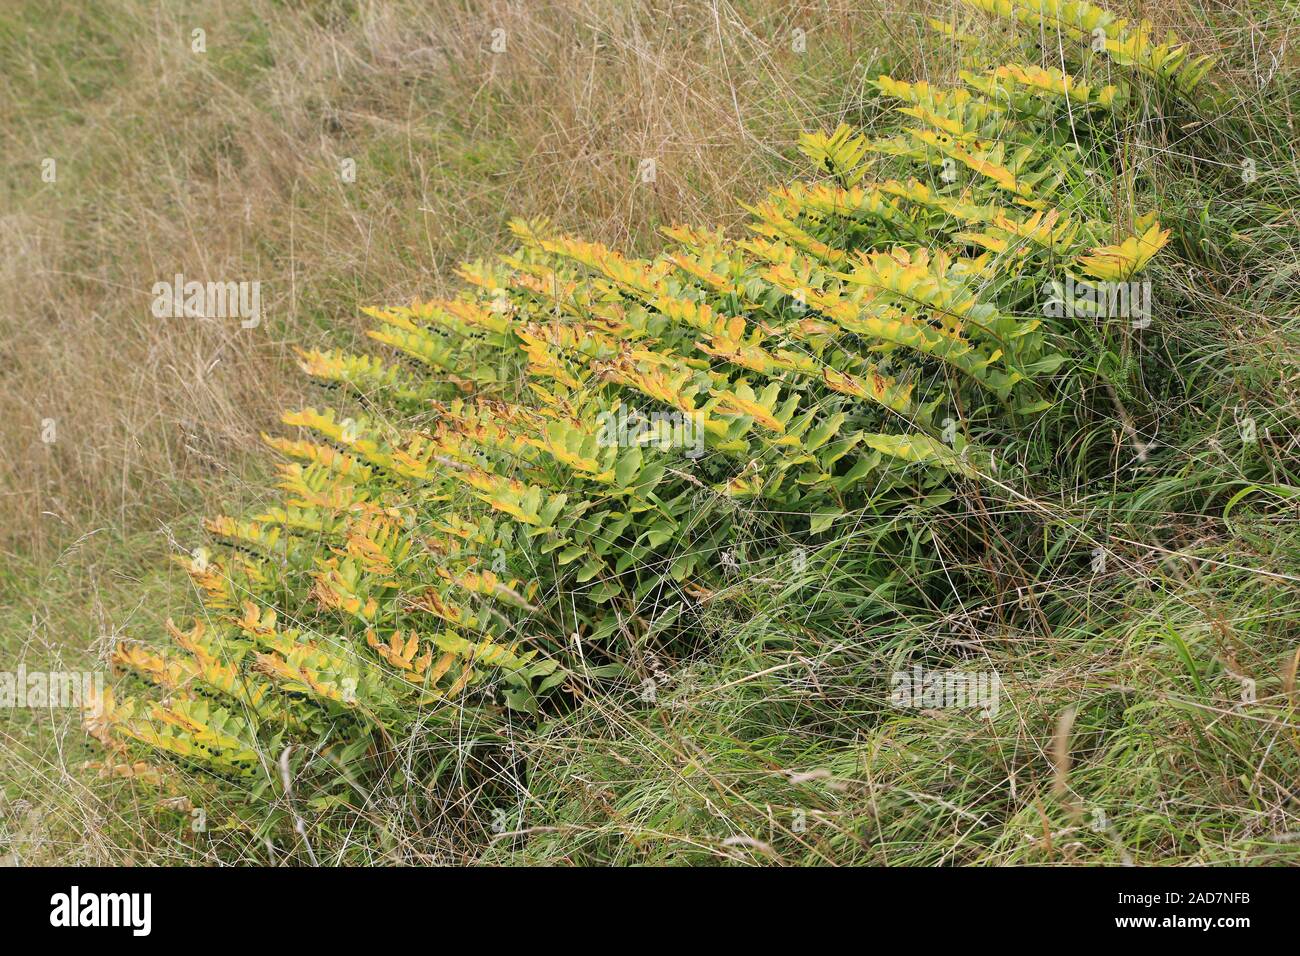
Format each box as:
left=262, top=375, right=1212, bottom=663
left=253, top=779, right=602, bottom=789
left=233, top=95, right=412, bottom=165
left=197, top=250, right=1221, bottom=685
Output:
left=88, top=3, right=1192, bottom=804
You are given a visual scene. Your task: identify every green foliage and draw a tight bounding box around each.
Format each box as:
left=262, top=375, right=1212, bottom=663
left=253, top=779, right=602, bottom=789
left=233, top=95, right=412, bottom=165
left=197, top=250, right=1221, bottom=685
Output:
left=89, top=1, right=1193, bottom=840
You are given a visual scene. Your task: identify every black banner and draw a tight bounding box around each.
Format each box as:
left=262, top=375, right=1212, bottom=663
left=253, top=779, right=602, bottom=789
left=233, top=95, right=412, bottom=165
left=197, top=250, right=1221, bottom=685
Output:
left=0, top=865, right=1279, bottom=940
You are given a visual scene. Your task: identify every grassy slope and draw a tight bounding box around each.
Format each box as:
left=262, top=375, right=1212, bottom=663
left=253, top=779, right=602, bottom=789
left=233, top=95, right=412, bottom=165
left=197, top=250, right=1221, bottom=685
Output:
left=3, top=0, right=1300, bottom=864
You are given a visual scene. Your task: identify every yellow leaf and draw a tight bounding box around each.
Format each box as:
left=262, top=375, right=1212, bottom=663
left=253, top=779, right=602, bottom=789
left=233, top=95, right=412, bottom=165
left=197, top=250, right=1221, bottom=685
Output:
left=1076, top=222, right=1170, bottom=280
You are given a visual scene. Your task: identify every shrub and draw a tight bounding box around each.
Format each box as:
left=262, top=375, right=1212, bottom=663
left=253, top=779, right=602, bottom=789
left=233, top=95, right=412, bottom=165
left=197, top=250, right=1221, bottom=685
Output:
left=86, top=0, right=1206, bottom=849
